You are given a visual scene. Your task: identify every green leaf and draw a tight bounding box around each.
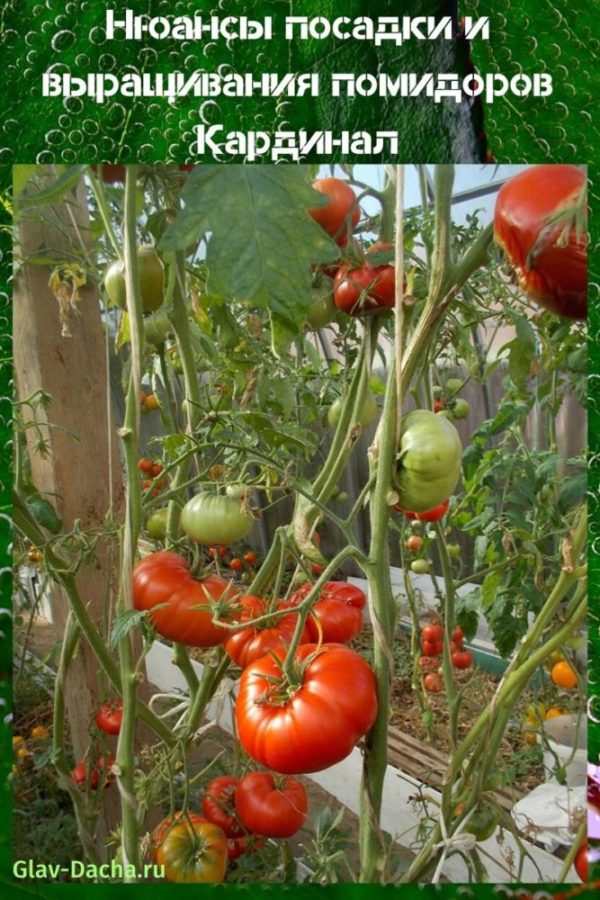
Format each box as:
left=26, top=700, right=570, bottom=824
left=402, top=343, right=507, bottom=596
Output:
left=17, top=165, right=87, bottom=208
left=502, top=315, right=536, bottom=389
left=557, top=471, right=587, bottom=514
left=455, top=588, right=481, bottom=640
left=481, top=570, right=501, bottom=611
left=159, top=167, right=339, bottom=332
left=110, top=610, right=149, bottom=649
left=12, top=165, right=38, bottom=198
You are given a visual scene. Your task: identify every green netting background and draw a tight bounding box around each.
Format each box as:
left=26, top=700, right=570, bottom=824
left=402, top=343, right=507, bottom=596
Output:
left=0, top=0, right=598, bottom=896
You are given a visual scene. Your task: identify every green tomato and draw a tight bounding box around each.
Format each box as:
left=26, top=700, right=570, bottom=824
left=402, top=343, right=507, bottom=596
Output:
left=146, top=508, right=169, bottom=540
left=396, top=410, right=462, bottom=512
left=143, top=307, right=172, bottom=346
left=436, top=409, right=455, bottom=420
left=451, top=398, right=470, bottom=420
left=104, top=245, right=164, bottom=313
left=306, top=278, right=336, bottom=330
left=334, top=490, right=349, bottom=503
left=446, top=543, right=461, bottom=559
left=464, top=803, right=498, bottom=842
left=327, top=391, right=378, bottom=429
left=166, top=345, right=184, bottom=374
left=410, top=559, right=430, bottom=574
left=180, top=493, right=253, bottom=546
left=226, top=483, right=251, bottom=500
left=445, top=377, right=463, bottom=395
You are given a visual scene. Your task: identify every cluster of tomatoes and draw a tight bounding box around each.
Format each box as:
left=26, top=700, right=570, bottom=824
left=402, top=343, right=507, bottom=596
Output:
left=138, top=457, right=167, bottom=499
left=419, top=622, right=473, bottom=694
left=139, top=389, right=161, bottom=414
left=308, top=178, right=399, bottom=317
left=70, top=699, right=123, bottom=788
left=152, top=770, right=306, bottom=882
left=133, top=552, right=376, bottom=775
left=207, top=545, right=257, bottom=577
left=432, top=378, right=470, bottom=422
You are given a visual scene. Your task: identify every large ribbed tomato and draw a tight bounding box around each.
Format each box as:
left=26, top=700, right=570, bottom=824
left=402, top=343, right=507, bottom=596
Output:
left=395, top=410, right=462, bottom=512
left=180, top=493, right=253, bottom=546
left=132, top=551, right=238, bottom=647
left=236, top=643, right=377, bottom=774
left=494, top=165, right=587, bottom=320
left=223, top=596, right=310, bottom=669
left=234, top=771, right=308, bottom=838
left=285, top=582, right=366, bottom=643
left=153, top=813, right=228, bottom=883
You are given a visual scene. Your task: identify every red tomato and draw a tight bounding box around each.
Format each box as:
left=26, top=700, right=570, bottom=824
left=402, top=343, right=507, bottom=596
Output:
left=424, top=673, right=443, bottom=693
left=421, top=623, right=443, bottom=643
left=286, top=581, right=366, bottom=643
left=138, top=458, right=154, bottom=474
left=452, top=626, right=464, bottom=645
left=229, top=558, right=243, bottom=572
left=311, top=562, right=325, bottom=577
left=308, top=178, right=359, bottom=244
left=208, top=546, right=228, bottom=560
left=333, top=263, right=393, bottom=316
left=224, top=596, right=310, bottom=669
left=574, top=842, right=588, bottom=882
left=494, top=165, right=587, bottom=320
left=226, top=835, right=263, bottom=860
left=234, top=771, right=308, bottom=838
left=243, top=551, right=257, bottom=565
left=365, top=242, right=397, bottom=304
left=421, top=640, right=439, bottom=658
left=400, top=499, right=450, bottom=522
left=132, top=551, right=239, bottom=647
left=151, top=462, right=164, bottom=478
left=95, top=699, right=123, bottom=736
left=433, top=398, right=444, bottom=413
left=202, top=775, right=243, bottom=838
left=71, top=761, right=99, bottom=789
left=236, top=643, right=377, bottom=774
left=406, top=535, right=424, bottom=553
left=451, top=650, right=473, bottom=670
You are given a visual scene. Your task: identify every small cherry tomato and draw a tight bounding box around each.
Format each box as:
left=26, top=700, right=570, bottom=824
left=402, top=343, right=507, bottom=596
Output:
left=551, top=660, right=578, bottom=689
left=243, top=551, right=257, bottom=565
left=451, top=650, right=473, bottom=670
left=422, top=623, right=443, bottom=643
left=95, top=699, right=123, bottom=736
left=229, top=558, right=243, bottom=572
left=138, top=458, right=154, bottom=474
left=406, top=535, right=424, bottom=553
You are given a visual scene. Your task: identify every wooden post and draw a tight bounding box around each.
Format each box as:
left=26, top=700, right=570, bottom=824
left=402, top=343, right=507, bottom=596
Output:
left=13, top=169, right=126, bottom=853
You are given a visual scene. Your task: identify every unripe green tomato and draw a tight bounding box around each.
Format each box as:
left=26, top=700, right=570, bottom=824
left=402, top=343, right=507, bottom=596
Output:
left=104, top=245, right=164, bottom=313
left=180, top=493, right=253, bottom=546
left=334, top=490, right=349, bottom=503
left=146, top=508, right=169, bottom=540
left=166, top=345, right=184, bottom=374
left=451, top=398, right=470, bottom=420
left=436, top=409, right=455, bottom=420
left=446, top=543, right=461, bottom=559
left=306, top=278, right=336, bottom=330
left=411, top=559, right=430, bottom=574
left=327, top=391, right=378, bottom=429
left=396, top=410, right=463, bottom=512
left=463, top=803, right=498, bottom=842
left=143, top=307, right=172, bottom=346
left=445, top=377, right=463, bottom=395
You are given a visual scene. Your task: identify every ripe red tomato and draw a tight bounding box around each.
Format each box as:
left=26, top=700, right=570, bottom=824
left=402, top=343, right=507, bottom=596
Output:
left=138, top=458, right=154, bottom=474
left=365, top=242, right=397, bottom=304
left=422, top=623, right=443, bottom=643
left=202, top=776, right=243, bottom=838
left=494, top=165, right=587, bottom=320
left=399, top=499, right=450, bottom=522
left=71, top=761, right=99, bottom=789
left=243, top=551, right=257, bottom=565
left=223, top=596, right=309, bottom=669
left=132, top=551, right=239, bottom=647
left=236, top=643, right=377, bottom=774
left=421, top=640, right=439, bottom=658
left=285, top=581, right=366, bottom=643
left=424, top=673, right=443, bottom=693
left=452, top=626, right=464, bottom=645
left=334, top=263, right=393, bottom=316
left=229, top=558, right=243, bottom=572
left=451, top=650, right=473, bottom=670
left=95, top=699, right=123, bottom=736
left=234, top=771, right=308, bottom=838
left=208, top=546, right=228, bottom=560
left=574, top=842, right=588, bottom=882
left=308, top=177, right=359, bottom=244
left=153, top=813, right=228, bottom=883
left=226, top=834, right=263, bottom=860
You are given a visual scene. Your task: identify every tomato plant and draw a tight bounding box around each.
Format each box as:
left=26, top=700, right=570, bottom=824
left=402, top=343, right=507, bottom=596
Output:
left=132, top=551, right=238, bottom=647
left=236, top=643, right=377, bottom=773
left=494, top=164, right=587, bottom=320
left=180, top=493, right=253, bottom=546
left=153, top=813, right=228, bottom=883
left=234, top=771, right=308, bottom=838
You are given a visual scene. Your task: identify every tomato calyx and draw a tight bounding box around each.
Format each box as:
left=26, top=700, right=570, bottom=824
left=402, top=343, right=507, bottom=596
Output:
left=252, top=645, right=326, bottom=708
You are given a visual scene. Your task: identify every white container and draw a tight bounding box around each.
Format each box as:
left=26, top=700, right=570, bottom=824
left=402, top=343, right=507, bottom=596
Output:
left=542, top=715, right=587, bottom=786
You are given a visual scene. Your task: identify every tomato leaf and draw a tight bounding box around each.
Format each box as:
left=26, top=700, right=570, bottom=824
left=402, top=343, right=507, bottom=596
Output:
left=159, top=167, right=340, bottom=333
left=110, top=610, right=151, bottom=648
left=17, top=165, right=87, bottom=208
left=557, top=471, right=586, bottom=514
